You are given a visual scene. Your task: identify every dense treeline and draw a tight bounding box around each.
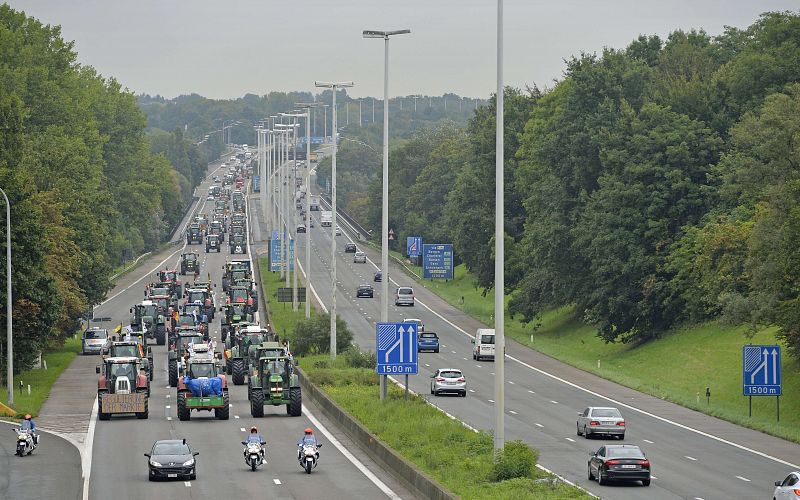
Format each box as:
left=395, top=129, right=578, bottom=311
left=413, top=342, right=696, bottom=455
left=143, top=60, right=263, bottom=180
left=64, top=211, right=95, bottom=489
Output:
left=0, top=6, right=204, bottom=372
left=350, top=12, right=800, bottom=358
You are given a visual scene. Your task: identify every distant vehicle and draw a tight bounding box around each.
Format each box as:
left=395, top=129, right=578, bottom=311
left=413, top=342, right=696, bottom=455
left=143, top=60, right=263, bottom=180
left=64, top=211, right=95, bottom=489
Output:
left=309, top=152, right=318, bottom=162
left=472, top=328, right=495, bottom=361
left=335, top=226, right=342, bottom=236
left=353, top=251, right=366, bottom=264
left=320, top=210, right=332, bottom=227
left=344, top=243, right=357, bottom=253
left=297, top=224, right=306, bottom=234
left=373, top=271, right=382, bottom=282
left=356, top=284, right=374, bottom=298
left=588, top=444, right=650, bottom=487
left=403, top=318, right=424, bottom=333
left=145, top=439, right=199, bottom=481
left=394, top=286, right=414, bottom=307
left=418, top=332, right=439, bottom=353
left=82, top=328, right=109, bottom=355
left=774, top=472, right=800, bottom=499
left=430, top=368, right=466, bottom=397
left=310, top=196, right=320, bottom=211
left=577, top=407, right=625, bottom=439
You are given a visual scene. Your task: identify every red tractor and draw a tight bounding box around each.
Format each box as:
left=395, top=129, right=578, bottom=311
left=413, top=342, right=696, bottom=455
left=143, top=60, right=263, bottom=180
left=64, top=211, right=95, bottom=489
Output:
left=96, top=357, right=150, bottom=420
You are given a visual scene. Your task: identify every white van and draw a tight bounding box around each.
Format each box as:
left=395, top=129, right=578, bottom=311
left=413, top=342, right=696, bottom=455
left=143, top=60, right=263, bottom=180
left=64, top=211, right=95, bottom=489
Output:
left=472, top=328, right=495, bottom=361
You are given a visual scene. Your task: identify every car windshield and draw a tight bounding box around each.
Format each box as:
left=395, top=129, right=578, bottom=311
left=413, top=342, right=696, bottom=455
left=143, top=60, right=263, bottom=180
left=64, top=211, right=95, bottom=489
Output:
left=440, top=371, right=462, bottom=378
left=188, top=292, right=205, bottom=303
left=190, top=363, right=214, bottom=378
left=266, top=360, right=286, bottom=374
left=592, top=408, right=622, bottom=418
left=142, top=305, right=157, bottom=316
left=152, top=288, right=170, bottom=296
left=232, top=289, right=248, bottom=302
left=84, top=330, right=107, bottom=339
left=153, top=298, right=168, bottom=309
left=115, top=346, right=138, bottom=357
left=184, top=254, right=196, bottom=262
left=110, top=363, right=135, bottom=380
left=607, top=447, right=645, bottom=459
left=153, top=442, right=190, bottom=455
left=421, top=333, right=438, bottom=339
left=399, top=288, right=412, bottom=295
left=480, top=335, right=495, bottom=344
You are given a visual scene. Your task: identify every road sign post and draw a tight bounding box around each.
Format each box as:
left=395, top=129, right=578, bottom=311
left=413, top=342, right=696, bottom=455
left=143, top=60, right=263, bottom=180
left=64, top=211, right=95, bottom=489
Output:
left=376, top=322, right=418, bottom=376
left=742, top=344, right=782, bottom=421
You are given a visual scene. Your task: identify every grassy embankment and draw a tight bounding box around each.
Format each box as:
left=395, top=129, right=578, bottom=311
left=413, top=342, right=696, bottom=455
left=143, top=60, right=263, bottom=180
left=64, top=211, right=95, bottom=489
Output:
left=302, top=354, right=592, bottom=500
left=392, top=261, right=800, bottom=443
left=258, top=256, right=312, bottom=343
left=0, top=336, right=82, bottom=417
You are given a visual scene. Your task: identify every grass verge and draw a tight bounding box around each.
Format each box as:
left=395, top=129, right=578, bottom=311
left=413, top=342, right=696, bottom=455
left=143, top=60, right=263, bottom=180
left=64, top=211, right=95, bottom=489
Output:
left=0, top=336, right=81, bottom=418
left=302, top=353, right=592, bottom=500
left=258, top=256, right=313, bottom=343
left=396, top=262, right=800, bottom=443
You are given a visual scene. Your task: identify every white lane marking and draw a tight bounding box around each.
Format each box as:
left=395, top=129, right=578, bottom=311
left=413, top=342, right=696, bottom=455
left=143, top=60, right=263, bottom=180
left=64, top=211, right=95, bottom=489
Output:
left=527, top=390, right=535, bottom=394
left=651, top=475, right=658, bottom=479
left=303, top=404, right=400, bottom=499
left=490, top=372, right=495, bottom=375
left=550, top=400, right=559, bottom=404
left=463, top=357, right=468, bottom=361
left=509, top=410, right=518, bottom=415
left=424, top=363, right=430, bottom=367
left=468, top=389, right=475, bottom=393
left=450, top=350, right=456, bottom=354
left=81, top=397, right=98, bottom=500
left=475, top=364, right=481, bottom=368
left=685, top=456, right=697, bottom=461
left=735, top=476, right=750, bottom=482
left=240, top=427, right=246, bottom=432
left=166, top=416, right=172, bottom=421
left=375, top=259, right=800, bottom=471
left=234, top=415, right=240, bottom=419
left=565, top=437, right=576, bottom=442
left=165, top=394, right=170, bottom=399
left=535, top=423, right=544, bottom=428
left=273, top=478, right=282, bottom=485
left=184, top=481, right=191, bottom=487
left=695, top=497, right=704, bottom=500
left=488, top=399, right=495, bottom=403
left=508, top=381, right=515, bottom=384
left=165, top=405, right=171, bottom=409
left=643, top=439, right=654, bottom=444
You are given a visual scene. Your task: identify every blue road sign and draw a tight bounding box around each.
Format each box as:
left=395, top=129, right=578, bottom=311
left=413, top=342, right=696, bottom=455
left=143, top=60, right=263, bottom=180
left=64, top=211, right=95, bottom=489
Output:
left=269, top=238, right=295, bottom=272
left=252, top=175, right=261, bottom=193
left=376, top=323, right=418, bottom=375
left=422, top=244, right=454, bottom=279
left=407, top=236, right=422, bottom=258
left=743, top=345, right=782, bottom=396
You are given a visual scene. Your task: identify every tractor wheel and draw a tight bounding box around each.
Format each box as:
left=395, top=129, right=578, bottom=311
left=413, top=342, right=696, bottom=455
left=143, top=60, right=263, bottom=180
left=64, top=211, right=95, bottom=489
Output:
left=97, top=392, right=111, bottom=421
left=288, top=387, right=302, bottom=417
left=177, top=391, right=190, bottom=421
left=215, top=390, right=230, bottom=420
left=168, top=359, right=178, bottom=387
left=250, top=388, right=264, bottom=417
left=232, top=359, right=246, bottom=385
left=226, top=359, right=232, bottom=376
left=155, top=327, right=166, bottom=346
left=136, top=392, right=149, bottom=419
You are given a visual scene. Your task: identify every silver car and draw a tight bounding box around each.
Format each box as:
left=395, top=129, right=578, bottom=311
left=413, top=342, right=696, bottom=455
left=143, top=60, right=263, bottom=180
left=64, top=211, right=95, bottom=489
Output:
left=774, top=472, right=800, bottom=499
left=82, top=328, right=110, bottom=355
left=430, top=368, right=466, bottom=397
left=394, top=286, right=414, bottom=306
left=577, top=406, right=626, bottom=439
left=353, top=251, right=366, bottom=263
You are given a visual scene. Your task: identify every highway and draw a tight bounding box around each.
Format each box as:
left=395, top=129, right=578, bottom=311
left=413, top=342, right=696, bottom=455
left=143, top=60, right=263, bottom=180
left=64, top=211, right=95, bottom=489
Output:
left=84, top=152, right=409, bottom=500
left=256, top=150, right=800, bottom=500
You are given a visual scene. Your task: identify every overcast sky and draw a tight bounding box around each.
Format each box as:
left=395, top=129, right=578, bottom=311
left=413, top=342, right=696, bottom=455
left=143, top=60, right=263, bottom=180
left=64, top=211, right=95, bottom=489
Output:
left=9, top=0, right=798, bottom=100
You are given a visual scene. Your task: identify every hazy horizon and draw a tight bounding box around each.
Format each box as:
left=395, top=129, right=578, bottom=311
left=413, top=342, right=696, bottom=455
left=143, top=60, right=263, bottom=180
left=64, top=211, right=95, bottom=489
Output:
left=8, top=0, right=798, bottom=100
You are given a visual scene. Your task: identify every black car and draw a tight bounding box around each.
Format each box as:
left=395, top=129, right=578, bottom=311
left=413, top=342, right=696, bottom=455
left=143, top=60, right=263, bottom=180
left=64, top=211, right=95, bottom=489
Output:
left=344, top=243, right=357, bottom=253
left=145, top=439, right=199, bottom=481
left=588, top=444, right=650, bottom=486
left=356, top=284, right=374, bottom=298
left=374, top=271, right=382, bottom=282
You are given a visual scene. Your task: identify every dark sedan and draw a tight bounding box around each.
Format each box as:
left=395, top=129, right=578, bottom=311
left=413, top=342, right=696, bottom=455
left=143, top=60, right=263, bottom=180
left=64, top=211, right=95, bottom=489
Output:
left=344, top=243, right=357, bottom=253
left=356, top=284, right=374, bottom=298
left=374, top=271, right=382, bottom=282
left=145, top=439, right=199, bottom=481
left=588, top=444, right=650, bottom=486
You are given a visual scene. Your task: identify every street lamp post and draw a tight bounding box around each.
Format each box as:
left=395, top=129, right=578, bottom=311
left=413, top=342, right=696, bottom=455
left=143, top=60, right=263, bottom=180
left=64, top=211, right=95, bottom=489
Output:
left=372, top=98, right=376, bottom=123
left=1, top=189, right=12, bottom=406
left=315, top=81, right=354, bottom=359
left=295, top=102, right=321, bottom=319
left=364, top=28, right=410, bottom=400
left=494, top=0, right=505, bottom=452
left=323, top=105, right=329, bottom=142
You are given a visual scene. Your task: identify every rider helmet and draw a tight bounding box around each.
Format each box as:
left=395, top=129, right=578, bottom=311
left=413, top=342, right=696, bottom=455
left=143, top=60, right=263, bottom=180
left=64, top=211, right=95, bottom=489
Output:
left=304, top=428, right=313, bottom=435
left=250, top=426, right=258, bottom=433
left=25, top=414, right=32, bottom=420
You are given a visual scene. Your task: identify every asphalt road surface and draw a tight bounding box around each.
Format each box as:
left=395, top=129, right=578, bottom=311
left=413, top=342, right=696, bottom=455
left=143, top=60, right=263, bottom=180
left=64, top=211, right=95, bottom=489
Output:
left=85, top=153, right=409, bottom=500
left=260, top=151, right=800, bottom=500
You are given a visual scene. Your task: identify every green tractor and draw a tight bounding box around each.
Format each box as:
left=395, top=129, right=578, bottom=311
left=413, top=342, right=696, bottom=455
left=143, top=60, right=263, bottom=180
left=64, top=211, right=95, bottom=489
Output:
left=248, top=353, right=301, bottom=417
left=220, top=303, right=252, bottom=342
left=130, top=301, right=167, bottom=345
left=176, top=358, right=229, bottom=421
left=168, top=331, right=206, bottom=387
left=180, top=252, right=199, bottom=275
left=224, top=325, right=272, bottom=385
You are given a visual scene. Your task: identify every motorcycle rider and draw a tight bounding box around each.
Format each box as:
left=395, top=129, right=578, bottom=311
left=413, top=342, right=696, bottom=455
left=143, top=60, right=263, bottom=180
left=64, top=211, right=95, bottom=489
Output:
left=20, top=414, right=37, bottom=445
left=244, top=427, right=266, bottom=459
left=297, top=428, right=320, bottom=460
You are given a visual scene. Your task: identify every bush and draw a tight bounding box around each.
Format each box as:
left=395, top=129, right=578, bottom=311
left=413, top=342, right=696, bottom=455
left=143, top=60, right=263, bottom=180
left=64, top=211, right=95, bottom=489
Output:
left=343, top=345, right=376, bottom=369
left=490, top=440, right=538, bottom=482
left=293, top=313, right=353, bottom=356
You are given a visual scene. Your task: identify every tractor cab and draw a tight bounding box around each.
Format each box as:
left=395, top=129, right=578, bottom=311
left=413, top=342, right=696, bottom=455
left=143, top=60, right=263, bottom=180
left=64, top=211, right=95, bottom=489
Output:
left=180, top=253, right=199, bottom=275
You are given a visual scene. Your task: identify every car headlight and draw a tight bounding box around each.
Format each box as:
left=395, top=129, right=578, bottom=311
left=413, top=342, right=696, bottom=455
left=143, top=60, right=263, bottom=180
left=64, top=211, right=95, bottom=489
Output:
left=182, top=458, right=195, bottom=466
left=149, top=460, right=162, bottom=467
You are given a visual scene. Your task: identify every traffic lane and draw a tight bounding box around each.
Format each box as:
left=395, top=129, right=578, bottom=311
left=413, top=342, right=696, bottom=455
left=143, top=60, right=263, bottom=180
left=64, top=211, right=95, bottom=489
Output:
left=0, top=421, right=82, bottom=500
left=300, top=226, right=779, bottom=499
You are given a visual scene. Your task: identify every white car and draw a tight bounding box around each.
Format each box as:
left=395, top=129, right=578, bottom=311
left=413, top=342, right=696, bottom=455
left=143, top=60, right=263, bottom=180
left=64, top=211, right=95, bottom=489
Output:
left=403, top=318, right=424, bottom=333
left=335, top=226, right=342, bottom=236
left=774, top=472, right=800, bottom=499
left=353, top=251, right=366, bottom=264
